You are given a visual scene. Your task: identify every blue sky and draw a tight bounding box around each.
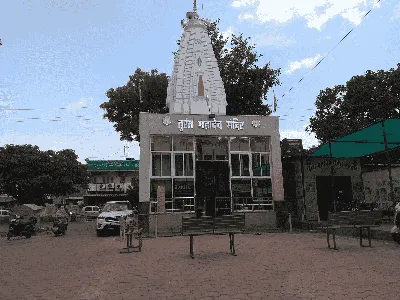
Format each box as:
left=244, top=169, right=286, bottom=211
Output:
left=0, top=0, right=399, bottom=163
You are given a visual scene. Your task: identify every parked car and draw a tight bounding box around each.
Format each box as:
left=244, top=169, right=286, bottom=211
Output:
left=81, top=206, right=100, bottom=220
left=0, top=209, right=16, bottom=224
left=96, top=201, right=136, bottom=237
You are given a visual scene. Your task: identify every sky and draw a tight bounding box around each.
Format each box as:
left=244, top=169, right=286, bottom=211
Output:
left=0, top=0, right=399, bottom=163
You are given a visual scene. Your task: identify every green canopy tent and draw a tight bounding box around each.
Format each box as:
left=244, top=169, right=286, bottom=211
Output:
left=311, top=118, right=400, bottom=213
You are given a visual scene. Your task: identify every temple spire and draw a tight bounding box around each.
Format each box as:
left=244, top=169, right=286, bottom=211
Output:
left=193, top=0, right=197, bottom=13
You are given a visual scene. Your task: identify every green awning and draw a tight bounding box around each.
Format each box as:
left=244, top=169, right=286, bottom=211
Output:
left=311, top=119, right=400, bottom=158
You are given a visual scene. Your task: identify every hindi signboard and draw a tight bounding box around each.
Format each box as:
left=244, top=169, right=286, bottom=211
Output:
left=173, top=118, right=245, bottom=131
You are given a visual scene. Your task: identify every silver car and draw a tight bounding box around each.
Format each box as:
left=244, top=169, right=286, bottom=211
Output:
left=81, top=206, right=100, bottom=219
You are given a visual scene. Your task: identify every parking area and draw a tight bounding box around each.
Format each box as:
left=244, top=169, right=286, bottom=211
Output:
left=0, top=221, right=399, bottom=300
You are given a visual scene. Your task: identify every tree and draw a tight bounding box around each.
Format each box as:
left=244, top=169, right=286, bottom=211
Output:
left=100, top=69, right=169, bottom=142
left=100, top=19, right=281, bottom=142
left=307, top=67, right=400, bottom=143
left=0, top=144, right=89, bottom=205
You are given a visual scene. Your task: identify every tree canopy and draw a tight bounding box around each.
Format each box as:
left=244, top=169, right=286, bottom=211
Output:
left=0, top=144, right=88, bottom=205
left=307, top=66, right=400, bottom=143
left=100, top=19, right=281, bottom=142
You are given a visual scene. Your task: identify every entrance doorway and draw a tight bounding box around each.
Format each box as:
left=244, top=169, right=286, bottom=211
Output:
left=316, top=176, right=353, bottom=221
left=195, top=161, right=230, bottom=217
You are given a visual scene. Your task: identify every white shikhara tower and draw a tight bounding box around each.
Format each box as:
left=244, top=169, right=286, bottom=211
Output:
left=166, top=1, right=227, bottom=115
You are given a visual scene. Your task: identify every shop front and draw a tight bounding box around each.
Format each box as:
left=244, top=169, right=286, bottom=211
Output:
left=292, top=157, right=363, bottom=221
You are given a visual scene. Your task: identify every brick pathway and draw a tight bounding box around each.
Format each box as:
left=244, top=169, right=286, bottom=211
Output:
left=0, top=222, right=399, bottom=300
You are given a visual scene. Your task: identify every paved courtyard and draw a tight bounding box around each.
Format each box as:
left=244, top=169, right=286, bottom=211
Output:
left=0, top=221, right=399, bottom=300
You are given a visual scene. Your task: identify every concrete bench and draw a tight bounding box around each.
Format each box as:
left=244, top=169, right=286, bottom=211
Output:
left=181, top=214, right=245, bottom=259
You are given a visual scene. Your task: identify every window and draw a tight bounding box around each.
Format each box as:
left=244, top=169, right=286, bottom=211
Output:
left=174, top=153, right=194, bottom=176
left=198, top=75, right=205, bottom=96
left=152, top=153, right=171, bottom=176
left=231, top=179, right=252, bottom=197
left=241, top=154, right=250, bottom=176
left=252, top=153, right=270, bottom=176
left=175, top=154, right=184, bottom=176
left=173, top=178, right=194, bottom=197
left=231, top=154, right=250, bottom=176
left=252, top=178, right=272, bottom=198
left=215, top=137, right=228, bottom=160
left=230, top=137, right=249, bottom=151
left=196, top=138, right=214, bottom=160
left=184, top=153, right=193, bottom=176
left=231, top=154, right=240, bottom=176
left=150, top=179, right=172, bottom=199
left=151, top=136, right=172, bottom=151
left=173, top=136, right=194, bottom=151
left=250, top=137, right=270, bottom=152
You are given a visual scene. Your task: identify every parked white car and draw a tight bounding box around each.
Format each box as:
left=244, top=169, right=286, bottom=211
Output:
left=81, top=206, right=100, bottom=220
left=96, top=201, right=136, bottom=237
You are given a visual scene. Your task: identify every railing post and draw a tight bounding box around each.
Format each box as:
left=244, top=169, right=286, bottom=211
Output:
left=289, top=213, right=293, bottom=232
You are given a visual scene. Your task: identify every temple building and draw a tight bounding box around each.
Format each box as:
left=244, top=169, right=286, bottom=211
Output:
left=138, top=2, right=284, bottom=235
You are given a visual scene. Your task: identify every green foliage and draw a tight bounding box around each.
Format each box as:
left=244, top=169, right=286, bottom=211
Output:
left=0, top=144, right=89, bottom=205
left=100, top=69, right=169, bottom=142
left=100, top=19, right=280, bottom=142
left=307, top=67, right=400, bottom=143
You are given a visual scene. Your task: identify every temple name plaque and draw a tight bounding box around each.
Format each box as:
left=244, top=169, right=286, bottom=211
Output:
left=174, top=118, right=245, bottom=131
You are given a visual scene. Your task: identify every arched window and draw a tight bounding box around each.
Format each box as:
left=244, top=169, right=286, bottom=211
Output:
left=198, top=75, right=204, bottom=97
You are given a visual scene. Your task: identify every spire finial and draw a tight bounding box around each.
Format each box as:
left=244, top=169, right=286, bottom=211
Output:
left=193, top=0, right=197, bottom=13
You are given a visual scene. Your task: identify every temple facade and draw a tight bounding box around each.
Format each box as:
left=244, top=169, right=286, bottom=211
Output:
left=139, top=2, right=284, bottom=235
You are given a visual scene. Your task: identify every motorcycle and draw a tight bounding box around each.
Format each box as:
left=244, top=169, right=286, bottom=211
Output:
left=7, top=216, right=37, bottom=240
left=391, top=203, right=400, bottom=244
left=52, top=217, right=68, bottom=236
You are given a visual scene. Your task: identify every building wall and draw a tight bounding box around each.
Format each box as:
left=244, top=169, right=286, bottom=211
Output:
left=362, top=167, right=400, bottom=209
left=294, top=158, right=362, bottom=220
left=88, top=171, right=138, bottom=185
left=87, top=170, right=138, bottom=194
left=139, top=113, right=284, bottom=204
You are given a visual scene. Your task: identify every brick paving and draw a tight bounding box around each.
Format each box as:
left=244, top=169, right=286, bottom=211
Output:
left=0, top=222, right=399, bottom=300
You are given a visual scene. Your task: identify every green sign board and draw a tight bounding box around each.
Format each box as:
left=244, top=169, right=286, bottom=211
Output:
left=87, top=160, right=139, bottom=171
